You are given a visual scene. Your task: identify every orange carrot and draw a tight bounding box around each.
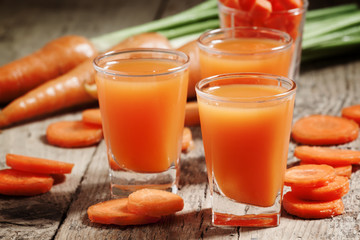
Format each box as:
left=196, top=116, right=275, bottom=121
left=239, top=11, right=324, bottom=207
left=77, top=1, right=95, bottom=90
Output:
left=0, top=169, right=53, bottom=196
left=127, top=188, right=184, bottom=217
left=46, top=120, right=103, bottom=148
left=282, top=191, right=344, bottom=219
left=295, top=145, right=360, bottom=166
left=334, top=165, right=352, bottom=178
left=284, top=164, right=336, bottom=188
left=0, top=35, right=97, bottom=103
left=0, top=33, right=171, bottom=129
left=82, top=108, right=102, bottom=126
left=290, top=176, right=350, bottom=201
left=185, top=101, right=200, bottom=126
left=177, top=40, right=200, bottom=99
left=250, top=0, right=272, bottom=20
left=300, top=162, right=352, bottom=178
left=87, top=198, right=161, bottom=226
left=6, top=153, right=74, bottom=174
left=182, top=127, right=194, bottom=152
left=291, top=115, right=359, bottom=145
left=342, top=104, right=360, bottom=125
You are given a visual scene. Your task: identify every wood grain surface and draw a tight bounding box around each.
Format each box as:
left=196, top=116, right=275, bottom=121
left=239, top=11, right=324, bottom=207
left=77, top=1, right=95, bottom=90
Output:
left=1, top=0, right=360, bottom=239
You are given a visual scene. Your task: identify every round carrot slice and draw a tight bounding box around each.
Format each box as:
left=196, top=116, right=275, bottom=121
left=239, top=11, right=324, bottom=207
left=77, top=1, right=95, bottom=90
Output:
left=128, top=188, right=184, bottom=217
left=291, top=115, right=359, bottom=145
left=334, top=165, right=352, bottom=178
left=284, top=164, right=336, bottom=188
left=46, top=120, right=103, bottom=148
left=6, top=153, right=74, bottom=174
left=295, top=146, right=360, bottom=166
left=342, top=104, right=360, bottom=125
left=87, top=198, right=160, bottom=226
left=0, top=169, right=53, bottom=196
left=282, top=191, right=344, bottom=219
left=291, top=176, right=350, bottom=201
left=82, top=108, right=102, bottom=126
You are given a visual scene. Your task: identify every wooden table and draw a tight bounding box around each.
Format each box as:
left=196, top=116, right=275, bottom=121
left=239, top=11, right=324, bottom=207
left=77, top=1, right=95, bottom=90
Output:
left=1, top=0, right=360, bottom=239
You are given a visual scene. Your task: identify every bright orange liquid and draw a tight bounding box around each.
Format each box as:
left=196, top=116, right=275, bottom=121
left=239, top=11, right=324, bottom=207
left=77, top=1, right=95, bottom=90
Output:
left=199, top=38, right=292, bottom=78
left=198, top=84, right=295, bottom=207
left=96, top=59, right=188, bottom=173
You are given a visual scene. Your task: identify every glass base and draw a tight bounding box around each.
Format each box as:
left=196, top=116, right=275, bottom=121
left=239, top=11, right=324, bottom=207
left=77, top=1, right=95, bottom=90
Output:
left=109, top=166, right=179, bottom=198
left=212, top=180, right=282, bottom=227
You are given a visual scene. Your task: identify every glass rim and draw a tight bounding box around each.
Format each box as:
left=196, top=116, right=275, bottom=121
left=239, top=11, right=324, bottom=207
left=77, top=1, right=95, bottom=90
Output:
left=195, top=72, right=297, bottom=103
left=93, top=48, right=190, bottom=78
left=197, top=27, right=293, bottom=56
left=217, top=0, right=309, bottom=14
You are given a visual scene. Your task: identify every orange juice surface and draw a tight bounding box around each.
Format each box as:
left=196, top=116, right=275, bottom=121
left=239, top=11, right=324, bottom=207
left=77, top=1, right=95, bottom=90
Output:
left=96, top=59, right=188, bottom=173
left=199, top=38, right=292, bottom=79
left=198, top=84, right=294, bottom=207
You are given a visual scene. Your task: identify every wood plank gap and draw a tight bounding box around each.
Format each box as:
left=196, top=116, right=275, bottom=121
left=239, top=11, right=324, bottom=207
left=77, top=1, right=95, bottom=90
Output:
left=51, top=146, right=101, bottom=240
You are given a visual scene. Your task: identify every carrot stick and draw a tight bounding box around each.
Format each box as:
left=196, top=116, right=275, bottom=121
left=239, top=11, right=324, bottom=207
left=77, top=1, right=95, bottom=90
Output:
left=87, top=198, right=161, bottom=226
left=342, top=104, right=360, bottom=125
left=0, top=33, right=171, bottom=129
left=82, top=108, right=102, bottom=126
left=284, top=164, right=336, bottom=188
left=127, top=188, right=184, bottom=217
left=182, top=127, right=194, bottom=152
left=6, top=153, right=74, bottom=174
left=46, top=120, right=103, bottom=148
left=185, top=101, right=200, bottom=126
left=0, top=169, right=53, bottom=196
left=282, top=191, right=344, bottom=219
left=290, top=175, right=350, bottom=201
left=295, top=145, right=360, bottom=166
left=291, top=115, right=359, bottom=145
left=0, top=35, right=97, bottom=103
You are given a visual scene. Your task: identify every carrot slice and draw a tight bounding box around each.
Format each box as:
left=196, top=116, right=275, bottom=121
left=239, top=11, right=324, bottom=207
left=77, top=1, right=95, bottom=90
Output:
left=300, top=162, right=352, bottom=178
left=6, top=153, right=74, bottom=174
left=283, top=191, right=344, bottom=219
left=334, top=165, right=352, bottom=178
left=127, top=188, right=184, bottom=217
left=291, top=115, right=359, bottom=145
left=82, top=108, right=102, bottom=126
left=182, top=127, right=194, bottom=152
left=0, top=169, right=53, bottom=196
left=250, top=0, right=272, bottom=20
left=291, top=176, right=350, bottom=201
left=46, top=120, right=103, bottom=148
left=284, top=164, right=336, bottom=188
left=342, top=104, right=360, bottom=125
left=87, top=198, right=160, bottom=226
left=294, top=146, right=360, bottom=166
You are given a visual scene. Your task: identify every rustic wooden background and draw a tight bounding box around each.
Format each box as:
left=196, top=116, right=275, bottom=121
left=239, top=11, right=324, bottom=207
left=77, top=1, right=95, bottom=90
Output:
left=1, top=0, right=360, bottom=239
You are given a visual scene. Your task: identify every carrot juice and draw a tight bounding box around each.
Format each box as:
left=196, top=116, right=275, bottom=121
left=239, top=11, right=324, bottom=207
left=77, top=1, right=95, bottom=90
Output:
left=196, top=73, right=296, bottom=226
left=198, top=27, right=293, bottom=79
left=94, top=50, right=188, bottom=176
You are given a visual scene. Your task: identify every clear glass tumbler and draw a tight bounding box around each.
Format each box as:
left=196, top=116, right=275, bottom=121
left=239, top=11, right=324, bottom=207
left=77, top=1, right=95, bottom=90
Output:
left=217, top=0, right=308, bottom=80
left=93, top=49, right=189, bottom=197
left=196, top=72, right=296, bottom=227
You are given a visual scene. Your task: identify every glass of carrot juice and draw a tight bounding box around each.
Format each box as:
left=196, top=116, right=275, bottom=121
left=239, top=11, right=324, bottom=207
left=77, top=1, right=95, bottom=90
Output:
left=196, top=73, right=296, bottom=227
left=217, top=0, right=308, bottom=80
left=197, top=27, right=293, bottom=80
left=93, top=49, right=189, bottom=197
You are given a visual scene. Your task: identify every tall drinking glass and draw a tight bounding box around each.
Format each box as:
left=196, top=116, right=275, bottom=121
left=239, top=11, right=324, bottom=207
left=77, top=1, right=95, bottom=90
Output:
left=197, top=27, right=293, bottom=79
left=93, top=49, right=189, bottom=197
left=196, top=73, right=296, bottom=227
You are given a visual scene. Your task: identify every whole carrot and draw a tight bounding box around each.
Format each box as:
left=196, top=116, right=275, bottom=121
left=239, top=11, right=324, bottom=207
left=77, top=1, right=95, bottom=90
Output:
left=0, top=35, right=97, bottom=103
left=0, top=33, right=171, bottom=128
